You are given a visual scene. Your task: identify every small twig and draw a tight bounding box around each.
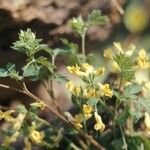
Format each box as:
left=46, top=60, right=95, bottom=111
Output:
left=0, top=83, right=105, bottom=150
left=112, top=0, right=125, bottom=15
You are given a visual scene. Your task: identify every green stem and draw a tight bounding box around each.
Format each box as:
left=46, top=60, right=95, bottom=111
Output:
left=81, top=28, right=87, bottom=62
left=120, top=126, right=128, bottom=150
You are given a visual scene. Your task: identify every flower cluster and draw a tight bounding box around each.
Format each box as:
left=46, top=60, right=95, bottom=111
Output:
left=103, top=42, right=150, bottom=72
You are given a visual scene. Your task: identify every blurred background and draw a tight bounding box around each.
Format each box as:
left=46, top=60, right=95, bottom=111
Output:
left=0, top=0, right=150, bottom=117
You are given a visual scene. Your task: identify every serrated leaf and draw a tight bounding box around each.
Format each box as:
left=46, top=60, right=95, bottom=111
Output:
left=124, top=83, right=141, bottom=98
left=23, top=64, right=48, bottom=80
left=114, top=53, right=135, bottom=81
left=138, top=98, right=150, bottom=115
left=87, top=10, right=109, bottom=26
left=12, top=29, right=48, bottom=57
left=0, top=63, right=22, bottom=80
left=36, top=57, right=54, bottom=72
left=52, top=48, right=67, bottom=58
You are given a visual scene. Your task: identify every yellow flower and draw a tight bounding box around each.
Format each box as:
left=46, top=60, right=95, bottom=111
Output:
left=94, top=67, right=105, bottom=76
left=0, top=110, right=15, bottom=122
left=100, top=84, right=113, bottom=98
left=64, top=112, right=83, bottom=129
left=30, top=101, right=46, bottom=110
left=67, top=64, right=86, bottom=76
left=113, top=42, right=123, bottom=53
left=74, top=113, right=83, bottom=124
left=2, top=131, right=19, bottom=146
left=65, top=81, right=81, bottom=96
left=13, top=113, right=26, bottom=130
left=83, top=104, right=93, bottom=119
left=94, top=112, right=105, bottom=133
left=74, top=113, right=83, bottom=129
left=83, top=88, right=96, bottom=99
left=144, top=112, right=150, bottom=133
left=23, top=138, right=32, bottom=150
left=30, top=130, right=44, bottom=144
left=81, top=63, right=94, bottom=74
left=67, top=64, right=81, bottom=74
left=135, top=49, right=150, bottom=69
left=29, top=122, right=44, bottom=144
left=103, top=48, right=113, bottom=59
left=112, top=61, right=121, bottom=73
left=65, top=81, right=75, bottom=91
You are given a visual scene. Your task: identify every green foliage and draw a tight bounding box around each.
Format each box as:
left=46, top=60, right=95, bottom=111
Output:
left=87, top=10, right=109, bottom=26
left=70, top=10, right=108, bottom=36
left=114, top=53, right=135, bottom=81
left=12, top=29, right=47, bottom=57
left=0, top=63, right=22, bottom=80
left=124, top=83, right=141, bottom=98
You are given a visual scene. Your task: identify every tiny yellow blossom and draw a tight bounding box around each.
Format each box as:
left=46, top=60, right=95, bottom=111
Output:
left=13, top=113, right=26, bottom=130
left=81, top=63, right=94, bottom=74
left=2, top=131, right=19, bottom=146
left=113, top=42, right=123, bottom=53
left=100, top=84, right=113, bottom=98
left=94, top=112, right=105, bottom=133
left=103, top=48, right=113, bottom=59
left=67, top=64, right=81, bottom=74
left=94, top=67, right=105, bottom=76
left=112, top=61, right=121, bottom=73
left=83, top=88, right=96, bottom=99
left=74, top=113, right=83, bottom=124
left=67, top=64, right=86, bottom=76
left=83, top=104, right=93, bottom=119
left=30, top=130, right=44, bottom=144
left=74, top=113, right=83, bottom=129
left=64, top=112, right=83, bottom=129
left=66, top=81, right=75, bottom=91
left=30, top=101, right=46, bottom=110
left=135, top=49, right=150, bottom=69
left=144, top=112, right=150, bottom=133
left=23, top=138, right=32, bottom=150
left=0, top=110, right=15, bottom=122
left=65, top=81, right=81, bottom=96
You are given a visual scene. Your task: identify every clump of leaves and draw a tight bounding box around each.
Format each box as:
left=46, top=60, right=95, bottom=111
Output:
left=0, top=10, right=150, bottom=150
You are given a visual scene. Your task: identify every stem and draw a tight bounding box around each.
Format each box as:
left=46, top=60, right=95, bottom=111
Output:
left=120, top=126, right=128, bottom=150
left=112, top=0, right=124, bottom=15
left=81, top=28, right=87, bottom=63
left=0, top=83, right=105, bottom=150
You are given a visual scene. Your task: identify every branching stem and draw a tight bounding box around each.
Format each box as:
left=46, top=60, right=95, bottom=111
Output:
left=0, top=83, right=105, bottom=150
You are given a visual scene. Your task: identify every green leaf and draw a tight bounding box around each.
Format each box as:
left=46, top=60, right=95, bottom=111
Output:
left=36, top=57, right=54, bottom=72
left=87, top=10, right=109, bottom=26
left=138, top=98, right=150, bottom=115
left=117, top=107, right=130, bottom=126
left=16, top=105, right=27, bottom=114
left=0, top=63, right=22, bottom=80
left=0, top=68, right=8, bottom=77
left=87, top=98, right=98, bottom=106
left=124, top=83, right=141, bottom=98
left=69, top=16, right=85, bottom=36
left=54, top=74, right=69, bottom=83
left=114, top=53, right=135, bottom=81
left=60, top=38, right=78, bottom=54
left=23, top=63, right=48, bottom=80
left=12, top=29, right=48, bottom=57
